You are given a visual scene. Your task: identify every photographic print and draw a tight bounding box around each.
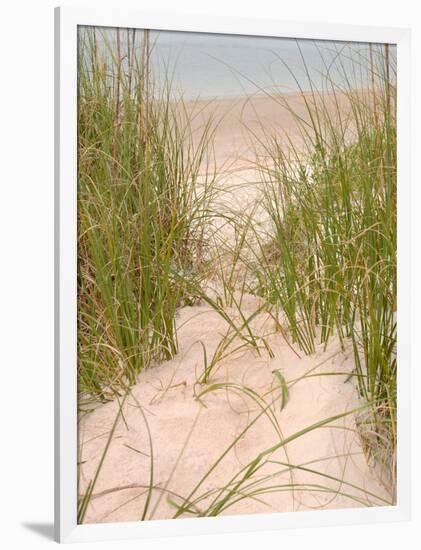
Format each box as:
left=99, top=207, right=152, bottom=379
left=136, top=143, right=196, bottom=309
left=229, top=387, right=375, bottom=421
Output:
left=76, top=25, right=397, bottom=525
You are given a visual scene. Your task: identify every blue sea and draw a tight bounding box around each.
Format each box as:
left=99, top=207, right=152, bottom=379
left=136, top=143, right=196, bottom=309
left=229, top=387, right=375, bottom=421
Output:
left=80, top=27, right=396, bottom=100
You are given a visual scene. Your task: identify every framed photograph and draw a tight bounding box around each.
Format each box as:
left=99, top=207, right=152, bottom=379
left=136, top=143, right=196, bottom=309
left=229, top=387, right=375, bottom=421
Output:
left=55, top=6, right=411, bottom=543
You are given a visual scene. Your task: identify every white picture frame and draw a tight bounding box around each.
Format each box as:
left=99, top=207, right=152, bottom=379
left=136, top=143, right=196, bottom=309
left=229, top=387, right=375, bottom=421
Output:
left=54, top=5, right=411, bottom=543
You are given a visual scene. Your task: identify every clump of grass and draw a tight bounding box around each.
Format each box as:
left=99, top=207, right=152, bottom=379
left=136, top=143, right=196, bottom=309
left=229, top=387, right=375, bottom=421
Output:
left=247, top=43, right=397, bottom=494
left=77, top=27, right=216, bottom=404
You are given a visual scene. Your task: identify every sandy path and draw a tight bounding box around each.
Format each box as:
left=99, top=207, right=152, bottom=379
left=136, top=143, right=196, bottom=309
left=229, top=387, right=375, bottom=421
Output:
left=79, top=294, right=390, bottom=523
left=78, top=93, right=391, bottom=524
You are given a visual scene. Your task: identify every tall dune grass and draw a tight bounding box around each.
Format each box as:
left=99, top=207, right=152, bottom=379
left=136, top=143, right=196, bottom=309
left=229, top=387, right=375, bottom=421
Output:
left=77, top=27, right=216, bottom=404
left=247, top=44, right=397, bottom=490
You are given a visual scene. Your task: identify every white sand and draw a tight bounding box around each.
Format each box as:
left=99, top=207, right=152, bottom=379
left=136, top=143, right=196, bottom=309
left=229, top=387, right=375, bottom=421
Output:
left=79, top=296, right=390, bottom=523
left=79, top=94, right=392, bottom=524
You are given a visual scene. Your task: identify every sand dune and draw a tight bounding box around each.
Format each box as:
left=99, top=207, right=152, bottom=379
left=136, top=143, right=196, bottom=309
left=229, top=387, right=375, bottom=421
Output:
left=79, top=294, right=390, bottom=523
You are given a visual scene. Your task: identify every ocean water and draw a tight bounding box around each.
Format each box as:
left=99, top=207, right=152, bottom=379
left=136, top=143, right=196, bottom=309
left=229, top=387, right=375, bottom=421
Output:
left=79, top=27, right=396, bottom=100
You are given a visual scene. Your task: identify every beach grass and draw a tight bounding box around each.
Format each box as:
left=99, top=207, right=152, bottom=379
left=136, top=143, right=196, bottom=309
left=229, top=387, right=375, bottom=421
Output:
left=245, top=43, right=397, bottom=489
left=77, top=27, right=216, bottom=404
